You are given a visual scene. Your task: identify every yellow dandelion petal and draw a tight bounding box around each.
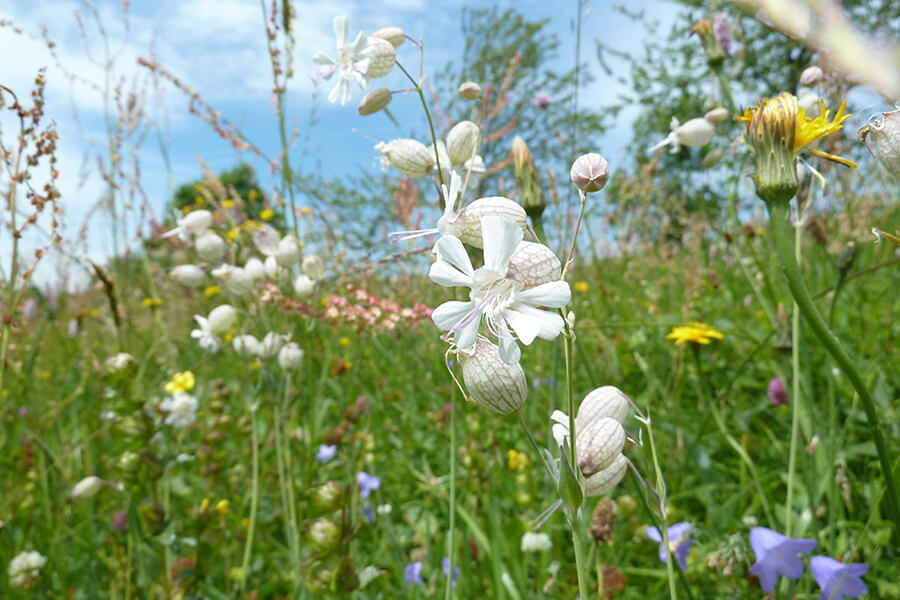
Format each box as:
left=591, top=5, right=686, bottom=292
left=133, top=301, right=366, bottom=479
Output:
left=259, top=208, right=274, bottom=221
left=204, top=285, right=221, bottom=298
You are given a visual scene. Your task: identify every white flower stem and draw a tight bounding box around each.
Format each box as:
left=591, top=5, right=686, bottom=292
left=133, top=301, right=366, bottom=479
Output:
left=395, top=61, right=446, bottom=197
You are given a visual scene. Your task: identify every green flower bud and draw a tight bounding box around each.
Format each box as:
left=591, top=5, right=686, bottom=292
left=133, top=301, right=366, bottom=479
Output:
left=307, top=517, right=341, bottom=556
left=311, top=482, right=346, bottom=513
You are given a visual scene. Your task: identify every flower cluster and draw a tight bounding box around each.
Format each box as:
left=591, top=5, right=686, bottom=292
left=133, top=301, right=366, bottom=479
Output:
left=321, top=284, right=433, bottom=332
left=7, top=550, right=47, bottom=587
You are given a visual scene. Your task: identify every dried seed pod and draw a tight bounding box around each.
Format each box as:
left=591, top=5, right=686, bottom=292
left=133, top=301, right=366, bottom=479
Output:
left=448, top=197, right=527, bottom=248
left=584, top=453, right=628, bottom=497
left=859, top=108, right=900, bottom=179
left=576, top=417, right=625, bottom=475
left=364, top=37, right=396, bottom=78
left=507, top=241, right=561, bottom=288
left=576, top=386, right=630, bottom=431
left=570, top=153, right=610, bottom=192
left=459, top=336, right=527, bottom=415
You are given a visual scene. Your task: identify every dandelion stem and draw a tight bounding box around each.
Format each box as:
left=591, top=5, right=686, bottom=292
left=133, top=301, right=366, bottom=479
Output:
left=767, top=199, right=900, bottom=547
left=785, top=212, right=803, bottom=538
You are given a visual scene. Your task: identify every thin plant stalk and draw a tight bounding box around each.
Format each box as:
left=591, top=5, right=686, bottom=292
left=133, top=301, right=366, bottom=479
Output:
left=240, top=404, right=261, bottom=589
left=767, top=199, right=900, bottom=545
left=444, top=387, right=457, bottom=600
left=644, top=410, right=679, bottom=600
left=784, top=213, right=803, bottom=538
left=395, top=61, right=445, bottom=194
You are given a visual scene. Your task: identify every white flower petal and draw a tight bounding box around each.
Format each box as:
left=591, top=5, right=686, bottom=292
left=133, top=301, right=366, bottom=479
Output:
left=495, top=318, right=521, bottom=364
left=456, top=312, right=481, bottom=349
left=429, top=260, right=473, bottom=288
left=433, top=236, right=474, bottom=277
left=312, top=52, right=336, bottom=67
left=517, top=280, right=571, bottom=308
left=505, top=308, right=542, bottom=345
left=508, top=305, right=565, bottom=340
left=431, top=300, right=476, bottom=332
left=328, top=80, right=343, bottom=104
left=348, top=31, right=368, bottom=54
left=482, top=215, right=523, bottom=274
left=333, top=16, right=349, bottom=49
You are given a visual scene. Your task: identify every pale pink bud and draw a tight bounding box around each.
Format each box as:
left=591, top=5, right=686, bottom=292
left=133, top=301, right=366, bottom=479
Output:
left=799, top=66, right=823, bottom=86
left=570, top=153, right=610, bottom=193
left=704, top=107, right=729, bottom=123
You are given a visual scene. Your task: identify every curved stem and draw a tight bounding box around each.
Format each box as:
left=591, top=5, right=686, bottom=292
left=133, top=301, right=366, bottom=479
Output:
left=767, top=200, right=900, bottom=546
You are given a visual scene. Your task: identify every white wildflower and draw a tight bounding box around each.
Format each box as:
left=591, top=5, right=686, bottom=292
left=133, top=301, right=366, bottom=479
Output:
left=162, top=209, right=213, bottom=242
left=195, top=230, right=226, bottom=262
left=521, top=531, right=552, bottom=552
left=160, top=393, right=198, bottom=428
left=276, top=234, right=301, bottom=267
left=650, top=117, right=715, bottom=153
left=170, top=264, right=206, bottom=288
left=233, top=334, right=261, bottom=358
left=258, top=332, right=290, bottom=359
left=7, top=550, right=47, bottom=587
left=312, top=16, right=372, bottom=106
left=293, top=274, right=316, bottom=297
left=278, top=342, right=305, bottom=370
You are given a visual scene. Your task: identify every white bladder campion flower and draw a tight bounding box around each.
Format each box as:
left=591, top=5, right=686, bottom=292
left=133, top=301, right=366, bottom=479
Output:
left=170, top=264, right=206, bottom=288
left=313, top=17, right=372, bottom=106
left=375, top=138, right=434, bottom=178
left=211, top=264, right=255, bottom=296
left=233, top=334, right=261, bottom=358
left=7, top=550, right=47, bottom=587
left=430, top=216, right=570, bottom=364
left=191, top=304, right=237, bottom=352
left=258, top=332, right=290, bottom=359
left=160, top=393, right=198, bottom=428
left=195, top=230, right=226, bottom=262
left=71, top=476, right=122, bottom=499
left=650, top=117, right=715, bottom=153
left=162, top=209, right=212, bottom=242
left=521, top=531, right=553, bottom=552
left=278, top=342, right=305, bottom=370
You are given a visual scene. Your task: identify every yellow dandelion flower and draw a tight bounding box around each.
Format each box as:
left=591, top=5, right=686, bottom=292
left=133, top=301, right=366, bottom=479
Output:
left=339, top=337, right=351, bottom=346
left=204, top=285, right=221, bottom=298
left=164, top=371, right=195, bottom=394
left=226, top=228, right=238, bottom=240
left=507, top=449, right=521, bottom=470
left=666, top=322, right=725, bottom=346
left=181, top=205, right=191, bottom=215
left=215, top=499, right=230, bottom=516
left=200, top=498, right=211, bottom=511
left=248, top=189, right=258, bottom=201
left=223, top=199, right=234, bottom=209
left=249, top=361, right=261, bottom=370
left=574, top=281, right=589, bottom=292
left=194, top=195, right=204, bottom=205
left=259, top=208, right=274, bottom=221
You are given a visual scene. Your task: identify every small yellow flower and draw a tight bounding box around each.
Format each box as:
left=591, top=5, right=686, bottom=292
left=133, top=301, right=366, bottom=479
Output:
left=574, top=281, right=589, bottom=292
left=224, top=329, right=235, bottom=343
left=259, top=208, right=274, bottom=221
left=226, top=228, right=238, bottom=240
left=249, top=361, right=261, bottom=370
left=164, top=371, right=195, bottom=394
left=181, top=205, right=191, bottom=215
left=666, top=322, right=725, bottom=346
left=204, top=285, right=221, bottom=298
left=507, top=450, right=529, bottom=470
left=194, top=195, right=204, bottom=205
left=248, top=189, right=258, bottom=201
left=300, top=207, right=313, bottom=216
left=738, top=92, right=857, bottom=168
left=200, top=498, right=211, bottom=511
left=88, top=308, right=100, bottom=317
left=339, top=337, right=351, bottom=346
left=215, top=499, right=230, bottom=516
left=223, top=199, right=234, bottom=209
left=37, top=370, right=52, bottom=380
left=142, top=297, right=163, bottom=307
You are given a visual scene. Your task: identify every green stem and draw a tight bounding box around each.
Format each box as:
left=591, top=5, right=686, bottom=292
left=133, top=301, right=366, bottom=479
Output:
left=444, top=386, right=456, bottom=600
left=785, top=217, right=802, bottom=537
left=569, top=520, right=591, bottom=599
left=644, top=411, right=679, bottom=600
left=395, top=62, right=445, bottom=196
left=712, top=66, right=736, bottom=115
left=767, top=199, right=900, bottom=546
left=240, top=406, right=261, bottom=589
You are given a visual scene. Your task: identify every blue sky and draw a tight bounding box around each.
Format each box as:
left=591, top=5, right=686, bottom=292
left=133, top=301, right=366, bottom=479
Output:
left=1, top=0, right=681, bottom=284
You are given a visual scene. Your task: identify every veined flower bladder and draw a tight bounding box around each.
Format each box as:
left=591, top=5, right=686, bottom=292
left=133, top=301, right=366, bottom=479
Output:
left=430, top=216, right=570, bottom=364
left=162, top=209, right=212, bottom=242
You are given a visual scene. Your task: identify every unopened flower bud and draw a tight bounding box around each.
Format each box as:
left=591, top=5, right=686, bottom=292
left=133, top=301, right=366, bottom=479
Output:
left=171, top=264, right=206, bottom=287
left=364, top=37, right=396, bottom=78
left=358, top=88, right=392, bottom=116
left=458, top=81, right=482, bottom=100
left=278, top=342, right=304, bottom=370
left=233, top=334, right=260, bottom=358
left=459, top=336, right=527, bottom=415
left=71, top=476, right=104, bottom=499
left=264, top=255, right=287, bottom=279
left=207, top=304, right=237, bottom=334
left=293, top=274, right=315, bottom=297
left=446, top=121, right=481, bottom=165
left=702, top=147, right=727, bottom=169
left=311, top=482, right=346, bottom=513
left=444, top=196, right=527, bottom=248
left=584, top=453, right=628, bottom=497
left=704, top=107, right=729, bottom=123
left=576, top=417, right=625, bottom=475
left=691, top=18, right=725, bottom=67
left=576, top=386, right=630, bottom=430
left=507, top=242, right=560, bottom=288
left=195, top=231, right=226, bottom=262
left=570, top=153, right=610, bottom=193
left=370, top=26, right=405, bottom=48
left=307, top=517, right=341, bottom=556
left=276, top=234, right=300, bottom=267
left=511, top=135, right=531, bottom=170
left=375, top=139, right=434, bottom=178
left=859, top=108, right=900, bottom=179
left=837, top=242, right=857, bottom=275
left=799, top=65, right=823, bottom=86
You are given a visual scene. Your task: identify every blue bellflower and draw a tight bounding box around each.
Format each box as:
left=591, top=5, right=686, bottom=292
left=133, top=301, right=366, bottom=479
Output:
left=748, top=527, right=817, bottom=592
left=810, top=556, right=868, bottom=600
left=441, top=557, right=459, bottom=588
left=404, top=561, right=424, bottom=585
left=316, top=444, right=337, bottom=463
left=646, top=522, right=692, bottom=571
left=357, top=471, right=381, bottom=499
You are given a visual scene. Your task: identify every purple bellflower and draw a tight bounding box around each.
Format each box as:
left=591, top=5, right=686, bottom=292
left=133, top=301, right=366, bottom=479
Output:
left=810, top=556, right=868, bottom=600
left=748, top=527, right=817, bottom=592
left=646, top=522, right=692, bottom=571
